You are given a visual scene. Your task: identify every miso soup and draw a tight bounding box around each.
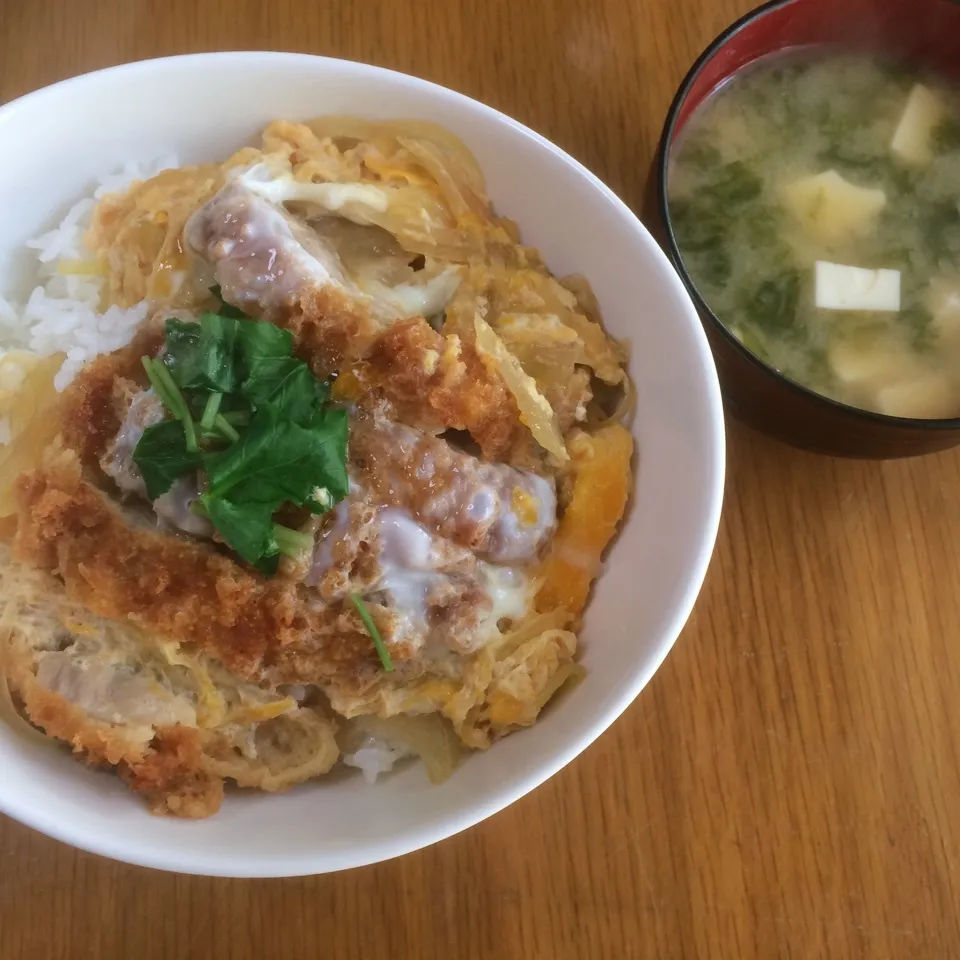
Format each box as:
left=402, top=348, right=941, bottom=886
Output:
left=668, top=51, right=960, bottom=419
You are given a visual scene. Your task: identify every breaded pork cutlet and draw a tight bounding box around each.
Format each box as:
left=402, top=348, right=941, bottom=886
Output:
left=2, top=555, right=340, bottom=817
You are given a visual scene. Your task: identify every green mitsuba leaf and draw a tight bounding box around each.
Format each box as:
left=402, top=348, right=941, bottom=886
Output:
left=236, top=318, right=329, bottom=422
left=203, top=407, right=349, bottom=507
left=138, top=303, right=349, bottom=575
left=237, top=317, right=293, bottom=365
left=165, top=314, right=239, bottom=394
left=242, top=358, right=328, bottom=424
left=201, top=494, right=281, bottom=567
left=131, top=420, right=201, bottom=500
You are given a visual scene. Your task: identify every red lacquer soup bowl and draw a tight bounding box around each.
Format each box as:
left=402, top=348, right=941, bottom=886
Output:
left=650, top=0, right=960, bottom=458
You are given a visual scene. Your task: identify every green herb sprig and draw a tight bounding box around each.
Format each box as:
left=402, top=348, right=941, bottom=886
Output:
left=350, top=593, right=394, bottom=672
left=132, top=297, right=346, bottom=574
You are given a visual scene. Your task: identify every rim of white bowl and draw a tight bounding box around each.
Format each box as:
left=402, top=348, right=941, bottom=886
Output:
left=0, top=51, right=726, bottom=877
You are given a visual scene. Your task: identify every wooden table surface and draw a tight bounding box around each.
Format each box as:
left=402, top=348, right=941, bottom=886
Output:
left=3, top=0, right=960, bottom=957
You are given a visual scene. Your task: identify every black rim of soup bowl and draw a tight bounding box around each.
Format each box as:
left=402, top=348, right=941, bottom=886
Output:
left=654, top=0, right=960, bottom=456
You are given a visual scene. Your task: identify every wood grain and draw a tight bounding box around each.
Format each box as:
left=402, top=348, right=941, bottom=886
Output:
left=2, top=0, right=959, bottom=957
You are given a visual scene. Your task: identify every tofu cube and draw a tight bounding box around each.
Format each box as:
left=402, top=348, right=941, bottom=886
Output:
left=815, top=261, right=901, bottom=312
left=828, top=337, right=910, bottom=386
left=925, top=277, right=960, bottom=340
left=875, top=372, right=956, bottom=419
left=782, top=170, right=886, bottom=245
left=890, top=84, right=945, bottom=165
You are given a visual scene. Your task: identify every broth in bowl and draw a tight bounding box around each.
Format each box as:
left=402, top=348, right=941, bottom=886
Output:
left=668, top=51, right=960, bottom=420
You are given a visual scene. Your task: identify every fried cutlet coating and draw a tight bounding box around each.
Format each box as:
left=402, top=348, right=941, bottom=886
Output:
left=276, top=292, right=522, bottom=460
left=361, top=318, right=520, bottom=461
left=6, top=640, right=222, bottom=816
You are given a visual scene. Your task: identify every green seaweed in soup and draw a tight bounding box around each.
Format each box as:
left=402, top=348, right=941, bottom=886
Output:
left=668, top=51, right=960, bottom=419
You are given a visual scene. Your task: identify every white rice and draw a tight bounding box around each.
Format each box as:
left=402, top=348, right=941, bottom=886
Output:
left=342, top=737, right=414, bottom=784
left=0, top=155, right=179, bottom=390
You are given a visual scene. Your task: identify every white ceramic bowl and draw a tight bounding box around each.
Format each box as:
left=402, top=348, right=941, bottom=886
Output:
left=0, top=53, right=724, bottom=877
